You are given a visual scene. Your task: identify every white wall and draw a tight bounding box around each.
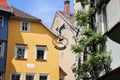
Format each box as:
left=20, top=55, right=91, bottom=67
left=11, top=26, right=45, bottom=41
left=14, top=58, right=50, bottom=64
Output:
left=106, top=0, right=120, bottom=30
left=106, top=37, right=120, bottom=69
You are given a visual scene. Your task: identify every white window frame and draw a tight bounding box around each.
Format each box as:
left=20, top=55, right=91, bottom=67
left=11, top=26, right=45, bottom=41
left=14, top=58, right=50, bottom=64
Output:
left=25, top=73, right=35, bottom=80
left=0, top=16, right=4, bottom=28
left=14, top=44, right=28, bottom=59
left=10, top=73, right=22, bottom=80
left=0, top=41, right=4, bottom=58
left=39, top=74, right=49, bottom=80
left=35, top=46, right=47, bottom=60
left=20, top=21, right=30, bottom=32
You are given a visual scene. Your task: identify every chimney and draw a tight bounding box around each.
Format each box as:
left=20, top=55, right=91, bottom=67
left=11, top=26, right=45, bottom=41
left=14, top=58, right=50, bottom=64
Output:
left=64, top=0, right=70, bottom=15
left=0, top=0, right=12, bottom=12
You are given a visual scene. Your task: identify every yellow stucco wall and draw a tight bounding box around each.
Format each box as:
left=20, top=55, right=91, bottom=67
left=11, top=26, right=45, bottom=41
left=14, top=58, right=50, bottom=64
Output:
left=5, top=19, right=59, bottom=80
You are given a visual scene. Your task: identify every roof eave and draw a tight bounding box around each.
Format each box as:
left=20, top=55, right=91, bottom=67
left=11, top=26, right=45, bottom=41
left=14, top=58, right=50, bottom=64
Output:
left=41, top=21, right=59, bottom=37
left=10, top=16, right=41, bottom=22
left=0, top=8, right=13, bottom=13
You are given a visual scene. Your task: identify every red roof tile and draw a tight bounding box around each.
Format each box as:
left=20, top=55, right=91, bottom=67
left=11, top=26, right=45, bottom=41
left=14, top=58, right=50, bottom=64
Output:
left=0, top=0, right=12, bottom=12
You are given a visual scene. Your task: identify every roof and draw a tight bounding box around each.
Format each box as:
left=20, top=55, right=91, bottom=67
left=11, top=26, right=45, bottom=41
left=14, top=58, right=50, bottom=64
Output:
left=58, top=11, right=75, bottom=26
left=11, top=6, right=58, bottom=37
left=11, top=6, right=41, bottom=21
left=0, top=0, right=13, bottom=12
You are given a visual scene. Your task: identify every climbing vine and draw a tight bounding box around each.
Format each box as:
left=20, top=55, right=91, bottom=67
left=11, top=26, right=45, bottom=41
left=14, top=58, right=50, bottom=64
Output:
left=72, top=1, right=111, bottom=80
left=75, top=8, right=94, bottom=27
left=76, top=0, right=89, bottom=7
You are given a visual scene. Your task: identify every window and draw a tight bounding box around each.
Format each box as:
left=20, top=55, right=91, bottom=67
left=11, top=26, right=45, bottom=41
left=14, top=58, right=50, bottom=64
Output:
left=0, top=41, right=4, bottom=58
left=25, top=74, right=35, bottom=80
left=0, top=72, right=4, bottom=80
left=21, top=21, right=30, bottom=32
left=35, top=46, right=47, bottom=60
left=39, top=74, right=49, bottom=80
left=10, top=73, right=21, bottom=80
left=0, top=16, right=4, bottom=28
left=60, top=77, right=64, bottom=80
left=15, top=44, right=27, bottom=59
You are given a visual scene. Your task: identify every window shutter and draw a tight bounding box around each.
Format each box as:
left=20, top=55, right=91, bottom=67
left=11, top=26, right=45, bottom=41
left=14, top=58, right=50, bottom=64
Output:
left=24, top=47, right=28, bottom=58
left=44, top=49, right=47, bottom=60
left=35, top=47, right=37, bottom=59
left=14, top=45, right=17, bottom=58
left=28, top=22, right=30, bottom=32
left=20, top=21, right=22, bottom=31
left=1, top=42, right=4, bottom=58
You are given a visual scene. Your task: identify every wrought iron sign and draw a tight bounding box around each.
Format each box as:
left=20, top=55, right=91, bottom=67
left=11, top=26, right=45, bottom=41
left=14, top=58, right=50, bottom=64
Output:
left=53, top=35, right=68, bottom=50
left=53, top=23, right=79, bottom=50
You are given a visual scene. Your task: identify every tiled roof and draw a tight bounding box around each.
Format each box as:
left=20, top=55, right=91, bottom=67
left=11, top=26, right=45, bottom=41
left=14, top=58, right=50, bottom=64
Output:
left=11, top=6, right=41, bottom=21
left=0, top=0, right=13, bottom=12
left=58, top=11, right=75, bottom=26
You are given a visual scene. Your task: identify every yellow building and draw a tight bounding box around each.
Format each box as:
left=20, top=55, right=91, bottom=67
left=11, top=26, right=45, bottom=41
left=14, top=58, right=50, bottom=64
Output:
left=5, top=6, right=65, bottom=80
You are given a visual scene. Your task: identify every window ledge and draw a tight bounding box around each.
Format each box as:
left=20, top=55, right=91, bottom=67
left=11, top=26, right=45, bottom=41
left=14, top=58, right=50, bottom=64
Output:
left=21, top=31, right=30, bottom=32
left=36, top=59, right=47, bottom=61
left=15, top=58, right=27, bottom=60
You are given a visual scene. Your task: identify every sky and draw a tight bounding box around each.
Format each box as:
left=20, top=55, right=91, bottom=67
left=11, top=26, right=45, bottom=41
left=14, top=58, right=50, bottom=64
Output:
left=8, top=0, right=74, bottom=27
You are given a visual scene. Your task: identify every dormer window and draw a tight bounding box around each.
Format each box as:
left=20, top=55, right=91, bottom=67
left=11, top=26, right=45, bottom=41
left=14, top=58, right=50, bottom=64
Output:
left=20, top=21, right=30, bottom=32
left=0, top=16, right=4, bottom=28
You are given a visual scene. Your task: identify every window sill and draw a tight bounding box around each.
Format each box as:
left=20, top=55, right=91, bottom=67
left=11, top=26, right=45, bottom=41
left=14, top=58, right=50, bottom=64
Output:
left=21, top=30, right=30, bottom=32
left=36, top=59, right=47, bottom=61
left=15, top=58, right=27, bottom=60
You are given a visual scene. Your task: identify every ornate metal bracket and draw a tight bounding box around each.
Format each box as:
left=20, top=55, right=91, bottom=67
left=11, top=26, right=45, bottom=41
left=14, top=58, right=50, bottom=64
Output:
left=53, top=23, right=79, bottom=50
left=53, top=35, right=68, bottom=50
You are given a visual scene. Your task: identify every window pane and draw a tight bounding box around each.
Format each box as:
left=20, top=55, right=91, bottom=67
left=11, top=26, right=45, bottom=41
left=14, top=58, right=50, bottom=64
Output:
left=0, top=42, right=2, bottom=46
left=17, top=47, right=25, bottom=58
left=0, top=17, right=3, bottom=27
left=21, top=21, right=29, bottom=31
left=25, top=22, right=28, bottom=26
left=11, top=74, right=20, bottom=80
left=0, top=17, right=2, bottom=19
left=22, top=25, right=24, bottom=31
left=26, top=75, right=34, bottom=80
left=37, top=50, right=44, bottom=60
left=39, top=75, right=47, bottom=80
left=25, top=26, right=28, bottom=31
